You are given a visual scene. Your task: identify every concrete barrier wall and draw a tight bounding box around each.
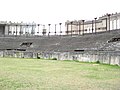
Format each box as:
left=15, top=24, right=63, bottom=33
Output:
left=0, top=50, right=120, bottom=65
left=0, top=51, right=37, bottom=58
left=39, top=51, right=120, bottom=65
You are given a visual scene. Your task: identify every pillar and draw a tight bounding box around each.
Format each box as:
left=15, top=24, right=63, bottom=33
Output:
left=112, top=20, right=114, bottom=30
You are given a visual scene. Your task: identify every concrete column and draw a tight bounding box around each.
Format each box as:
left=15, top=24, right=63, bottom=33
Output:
left=112, top=20, right=114, bottom=30
left=116, top=18, right=118, bottom=29
left=55, top=24, right=57, bottom=35
left=118, top=18, right=120, bottom=29
left=92, top=20, right=94, bottom=33
left=16, top=25, right=18, bottom=36
left=117, top=18, right=119, bottom=29
left=94, top=18, right=97, bottom=33
left=110, top=20, right=112, bottom=30
left=8, top=25, right=9, bottom=35
left=82, top=20, right=85, bottom=35
left=67, top=24, right=69, bottom=35
left=118, top=17, right=120, bottom=29
left=78, top=22, right=81, bottom=35
left=4, top=25, right=9, bottom=36
left=20, top=25, right=22, bottom=36
left=14, top=25, right=15, bottom=36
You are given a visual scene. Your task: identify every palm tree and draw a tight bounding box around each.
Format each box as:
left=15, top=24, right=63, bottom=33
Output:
left=59, top=23, right=62, bottom=36
left=48, top=24, right=51, bottom=36
left=82, top=20, right=85, bottom=35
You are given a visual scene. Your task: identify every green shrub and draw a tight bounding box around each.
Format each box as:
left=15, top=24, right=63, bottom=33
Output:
left=51, top=58, right=57, bottom=60
left=96, top=60, right=100, bottom=64
left=37, top=57, right=40, bottom=59
left=115, top=64, right=119, bottom=66
left=73, top=60, right=79, bottom=62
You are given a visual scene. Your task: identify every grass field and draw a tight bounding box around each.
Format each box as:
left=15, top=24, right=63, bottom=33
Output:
left=0, top=58, right=120, bottom=90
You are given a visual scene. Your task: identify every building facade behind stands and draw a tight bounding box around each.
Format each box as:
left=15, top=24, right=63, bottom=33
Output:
left=0, top=21, right=47, bottom=36
left=0, top=12, right=120, bottom=37
left=65, top=12, right=120, bottom=35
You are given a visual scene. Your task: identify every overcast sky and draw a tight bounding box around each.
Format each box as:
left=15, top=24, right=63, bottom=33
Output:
left=0, top=0, right=120, bottom=25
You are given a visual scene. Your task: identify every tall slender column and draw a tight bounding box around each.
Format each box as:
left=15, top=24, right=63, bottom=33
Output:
left=37, top=24, right=40, bottom=35
left=92, top=20, right=94, bottom=33
left=16, top=25, right=18, bottom=37
left=55, top=24, right=56, bottom=35
left=70, top=22, right=73, bottom=36
left=106, top=18, right=107, bottom=31
left=59, top=23, right=62, bottom=36
left=20, top=25, right=22, bottom=36
left=78, top=22, right=81, bottom=35
left=82, top=20, right=85, bottom=35
left=31, top=25, right=34, bottom=36
left=119, top=18, right=120, bottom=29
left=112, top=20, right=114, bottom=30
left=116, top=19, right=118, bottom=29
left=48, top=24, right=51, bottom=36
left=26, top=25, right=29, bottom=36
left=94, top=18, right=97, bottom=33
left=107, top=14, right=111, bottom=31
left=42, top=25, right=46, bottom=36
left=8, top=25, right=10, bottom=35
left=66, top=23, right=69, bottom=35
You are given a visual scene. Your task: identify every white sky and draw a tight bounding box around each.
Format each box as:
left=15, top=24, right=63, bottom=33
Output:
left=0, top=0, right=120, bottom=25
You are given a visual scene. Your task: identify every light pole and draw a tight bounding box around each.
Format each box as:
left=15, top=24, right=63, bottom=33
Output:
left=82, top=20, right=85, bottom=35
left=59, top=23, right=62, bottom=36
left=94, top=17, right=97, bottom=33
left=48, top=24, right=51, bottom=36
left=70, top=21, right=73, bottom=36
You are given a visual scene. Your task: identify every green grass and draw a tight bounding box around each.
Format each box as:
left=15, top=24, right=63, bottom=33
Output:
left=0, top=58, right=120, bottom=90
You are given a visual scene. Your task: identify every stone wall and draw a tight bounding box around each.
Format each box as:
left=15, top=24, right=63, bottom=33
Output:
left=0, top=51, right=37, bottom=58
left=0, top=50, right=120, bottom=65
left=39, top=51, right=120, bottom=65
